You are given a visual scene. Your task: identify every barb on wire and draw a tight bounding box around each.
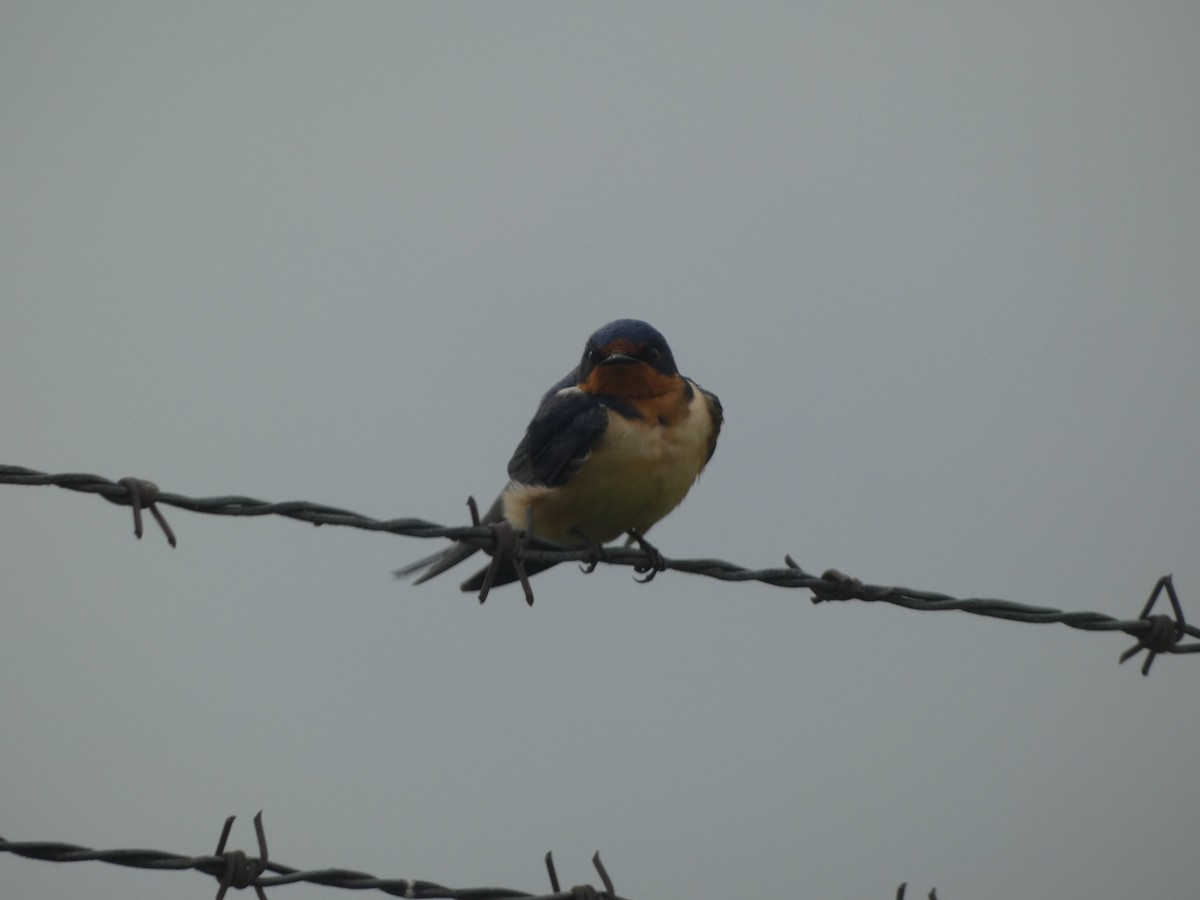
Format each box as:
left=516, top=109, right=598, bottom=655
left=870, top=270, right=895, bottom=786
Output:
left=544, top=852, right=615, bottom=899
left=1118, top=575, right=1186, bottom=675
left=2, top=464, right=1197, bottom=671
left=214, top=812, right=268, bottom=900
left=103, top=476, right=177, bottom=547
left=0, top=818, right=631, bottom=900
left=469, top=495, right=535, bottom=606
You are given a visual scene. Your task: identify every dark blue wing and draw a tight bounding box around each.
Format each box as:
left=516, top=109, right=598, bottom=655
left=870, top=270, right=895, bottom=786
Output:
left=507, top=375, right=608, bottom=488
left=698, top=383, right=723, bottom=463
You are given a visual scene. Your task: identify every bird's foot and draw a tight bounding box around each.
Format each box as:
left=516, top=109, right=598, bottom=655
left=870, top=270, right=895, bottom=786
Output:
left=626, top=529, right=666, bottom=583
left=570, top=527, right=609, bottom=574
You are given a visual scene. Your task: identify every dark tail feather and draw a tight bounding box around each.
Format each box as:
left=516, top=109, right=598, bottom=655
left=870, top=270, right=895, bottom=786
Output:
left=394, top=542, right=483, bottom=584
left=394, top=492, right=506, bottom=585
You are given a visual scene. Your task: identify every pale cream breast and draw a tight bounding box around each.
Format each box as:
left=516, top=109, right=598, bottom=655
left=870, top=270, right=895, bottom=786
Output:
left=502, top=380, right=716, bottom=545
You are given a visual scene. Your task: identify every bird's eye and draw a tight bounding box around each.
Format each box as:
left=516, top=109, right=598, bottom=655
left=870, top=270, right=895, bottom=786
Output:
left=644, top=347, right=660, bottom=362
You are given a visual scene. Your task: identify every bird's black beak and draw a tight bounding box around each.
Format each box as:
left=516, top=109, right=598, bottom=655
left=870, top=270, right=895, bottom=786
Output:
left=599, top=353, right=637, bottom=366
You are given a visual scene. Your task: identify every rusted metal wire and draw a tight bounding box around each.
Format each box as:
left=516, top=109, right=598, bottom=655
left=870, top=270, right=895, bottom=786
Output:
left=2, top=464, right=1196, bottom=669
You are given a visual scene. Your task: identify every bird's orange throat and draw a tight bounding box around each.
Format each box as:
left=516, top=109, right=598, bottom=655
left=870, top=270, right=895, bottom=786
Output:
left=580, top=363, right=678, bottom=401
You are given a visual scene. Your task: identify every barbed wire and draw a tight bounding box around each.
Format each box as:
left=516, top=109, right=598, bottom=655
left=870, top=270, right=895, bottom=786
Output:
left=2, top=464, right=1195, bottom=672
left=0, top=812, right=630, bottom=899
left=1, top=812, right=937, bottom=900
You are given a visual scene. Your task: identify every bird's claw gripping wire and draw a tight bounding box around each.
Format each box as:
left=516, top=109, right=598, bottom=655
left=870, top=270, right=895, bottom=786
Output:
left=467, top=496, right=535, bottom=606
left=571, top=527, right=664, bottom=583
left=626, top=529, right=666, bottom=583
left=102, top=476, right=177, bottom=547
left=1119, top=574, right=1185, bottom=675
left=570, top=526, right=609, bottom=575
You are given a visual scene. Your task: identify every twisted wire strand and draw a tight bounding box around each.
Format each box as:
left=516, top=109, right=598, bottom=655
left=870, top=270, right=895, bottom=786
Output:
left=2, top=464, right=1195, bottom=658
left=0, top=834, right=627, bottom=899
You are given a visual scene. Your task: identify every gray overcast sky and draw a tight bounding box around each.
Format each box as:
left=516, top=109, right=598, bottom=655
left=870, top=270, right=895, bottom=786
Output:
left=3, top=4, right=1198, bottom=899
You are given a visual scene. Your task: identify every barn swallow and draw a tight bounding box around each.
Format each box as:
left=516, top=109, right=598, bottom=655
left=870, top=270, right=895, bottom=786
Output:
left=397, top=318, right=722, bottom=593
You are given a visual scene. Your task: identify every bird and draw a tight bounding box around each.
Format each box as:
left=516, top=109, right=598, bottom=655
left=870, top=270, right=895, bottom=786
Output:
left=396, top=318, right=723, bottom=595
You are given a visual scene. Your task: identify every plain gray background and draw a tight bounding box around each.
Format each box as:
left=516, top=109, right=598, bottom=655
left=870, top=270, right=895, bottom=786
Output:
left=3, top=4, right=1198, bottom=898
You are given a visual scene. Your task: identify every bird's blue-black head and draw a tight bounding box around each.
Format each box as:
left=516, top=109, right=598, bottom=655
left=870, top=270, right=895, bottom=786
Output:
left=578, top=319, right=679, bottom=382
